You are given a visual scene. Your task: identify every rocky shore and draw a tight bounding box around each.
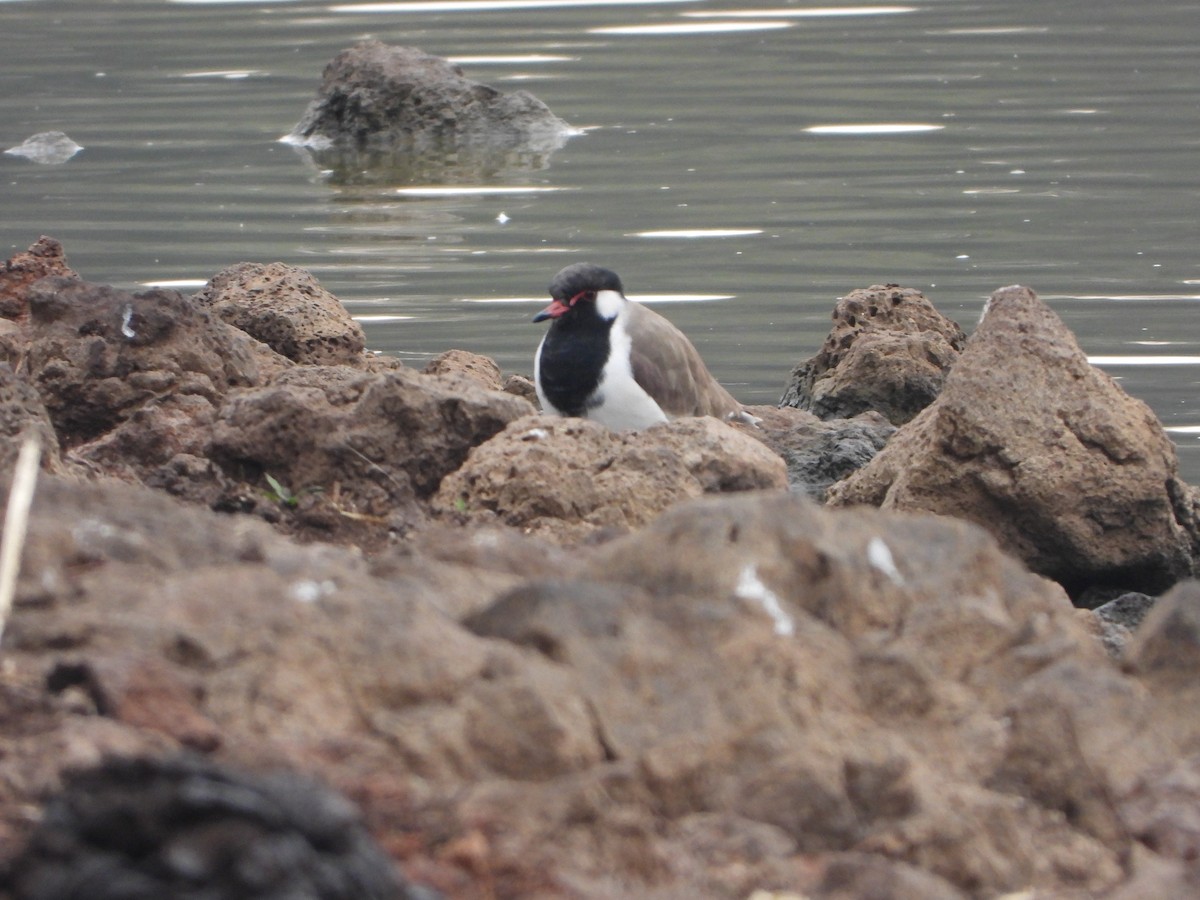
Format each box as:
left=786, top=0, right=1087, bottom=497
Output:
left=0, top=235, right=1199, bottom=898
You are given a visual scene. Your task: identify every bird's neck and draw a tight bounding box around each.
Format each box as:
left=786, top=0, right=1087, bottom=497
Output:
left=538, top=314, right=616, bottom=416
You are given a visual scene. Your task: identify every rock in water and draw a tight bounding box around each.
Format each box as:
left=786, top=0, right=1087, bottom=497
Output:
left=4, top=132, right=83, bottom=165
left=286, top=42, right=571, bottom=182
left=828, top=284, right=1200, bottom=595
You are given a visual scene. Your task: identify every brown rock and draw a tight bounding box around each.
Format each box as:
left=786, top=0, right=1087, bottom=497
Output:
left=1120, top=581, right=1200, bottom=753
left=46, top=656, right=222, bottom=752
left=2, top=446, right=1194, bottom=899
left=1121, top=753, right=1200, bottom=864
left=0, top=236, right=78, bottom=322
left=1123, top=580, right=1200, bottom=676
left=780, top=284, right=966, bottom=424
left=194, top=262, right=367, bottom=367
left=466, top=492, right=1120, bottom=895
left=210, top=365, right=535, bottom=536
left=502, top=372, right=538, bottom=405
left=433, top=414, right=788, bottom=541
left=423, top=349, right=503, bottom=392
left=828, top=285, right=1198, bottom=596
left=24, top=277, right=270, bottom=448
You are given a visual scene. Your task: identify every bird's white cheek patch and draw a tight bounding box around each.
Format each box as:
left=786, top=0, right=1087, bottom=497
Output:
left=595, top=289, right=625, bottom=320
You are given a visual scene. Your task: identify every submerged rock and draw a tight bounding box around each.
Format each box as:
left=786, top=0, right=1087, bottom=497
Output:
left=780, top=284, right=966, bottom=425
left=286, top=41, right=572, bottom=184
left=828, top=285, right=1200, bottom=596
left=4, top=131, right=83, bottom=165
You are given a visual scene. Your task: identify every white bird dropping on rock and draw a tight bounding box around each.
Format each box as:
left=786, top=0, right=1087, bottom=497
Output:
left=736, top=564, right=794, bottom=636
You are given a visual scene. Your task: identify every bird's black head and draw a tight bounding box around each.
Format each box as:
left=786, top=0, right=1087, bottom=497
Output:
left=533, top=263, right=625, bottom=323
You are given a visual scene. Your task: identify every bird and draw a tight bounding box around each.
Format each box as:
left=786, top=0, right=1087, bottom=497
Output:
left=533, top=262, right=754, bottom=431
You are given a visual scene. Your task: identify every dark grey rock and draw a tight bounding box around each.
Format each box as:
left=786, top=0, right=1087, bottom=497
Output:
left=286, top=42, right=571, bottom=184
left=1093, top=591, right=1157, bottom=657
left=2, top=754, right=419, bottom=899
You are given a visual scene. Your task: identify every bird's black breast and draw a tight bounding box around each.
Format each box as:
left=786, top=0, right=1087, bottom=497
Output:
left=537, top=316, right=614, bottom=416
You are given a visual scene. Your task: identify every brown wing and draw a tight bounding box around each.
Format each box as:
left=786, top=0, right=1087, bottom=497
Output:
left=626, top=302, right=743, bottom=419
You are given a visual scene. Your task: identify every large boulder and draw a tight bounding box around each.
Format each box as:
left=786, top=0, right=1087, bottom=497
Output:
left=432, top=414, right=788, bottom=542
left=828, top=285, right=1200, bottom=596
left=193, top=262, right=367, bottom=367
left=286, top=41, right=571, bottom=183
left=780, top=284, right=966, bottom=424
left=2, top=476, right=1166, bottom=899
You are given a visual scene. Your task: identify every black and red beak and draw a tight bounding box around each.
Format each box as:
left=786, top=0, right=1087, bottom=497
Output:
left=532, top=297, right=572, bottom=323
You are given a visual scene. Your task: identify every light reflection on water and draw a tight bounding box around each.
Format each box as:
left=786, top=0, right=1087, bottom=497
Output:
left=2, top=0, right=1199, bottom=477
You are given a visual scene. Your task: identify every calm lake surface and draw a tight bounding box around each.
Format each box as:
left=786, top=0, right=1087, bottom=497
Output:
left=3, top=0, right=1199, bottom=476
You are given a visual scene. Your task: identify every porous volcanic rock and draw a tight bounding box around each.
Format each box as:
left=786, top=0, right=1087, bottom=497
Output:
left=432, top=414, right=788, bottom=542
left=780, top=284, right=967, bottom=424
left=423, top=348, right=504, bottom=392
left=23, top=277, right=272, bottom=450
left=211, top=365, right=535, bottom=537
left=738, top=405, right=896, bottom=500
left=287, top=41, right=571, bottom=182
left=194, top=262, right=368, bottom=367
left=828, top=285, right=1200, bottom=596
left=0, top=236, right=78, bottom=323
left=2, top=474, right=1170, bottom=899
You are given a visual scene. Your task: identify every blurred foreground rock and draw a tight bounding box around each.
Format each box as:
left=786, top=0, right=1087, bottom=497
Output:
left=3, top=755, right=414, bottom=900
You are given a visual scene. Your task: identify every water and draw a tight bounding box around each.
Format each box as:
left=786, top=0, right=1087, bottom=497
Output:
left=3, top=0, right=1199, bottom=476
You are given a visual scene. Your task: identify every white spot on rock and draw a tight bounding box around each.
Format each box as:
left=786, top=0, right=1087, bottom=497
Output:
left=290, top=579, right=336, bottom=604
left=736, top=564, right=794, bottom=636
left=120, top=305, right=136, bottom=339
left=867, top=536, right=904, bottom=585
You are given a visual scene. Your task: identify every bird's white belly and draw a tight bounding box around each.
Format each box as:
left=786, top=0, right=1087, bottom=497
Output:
left=589, top=317, right=667, bottom=430
left=590, top=369, right=667, bottom=430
